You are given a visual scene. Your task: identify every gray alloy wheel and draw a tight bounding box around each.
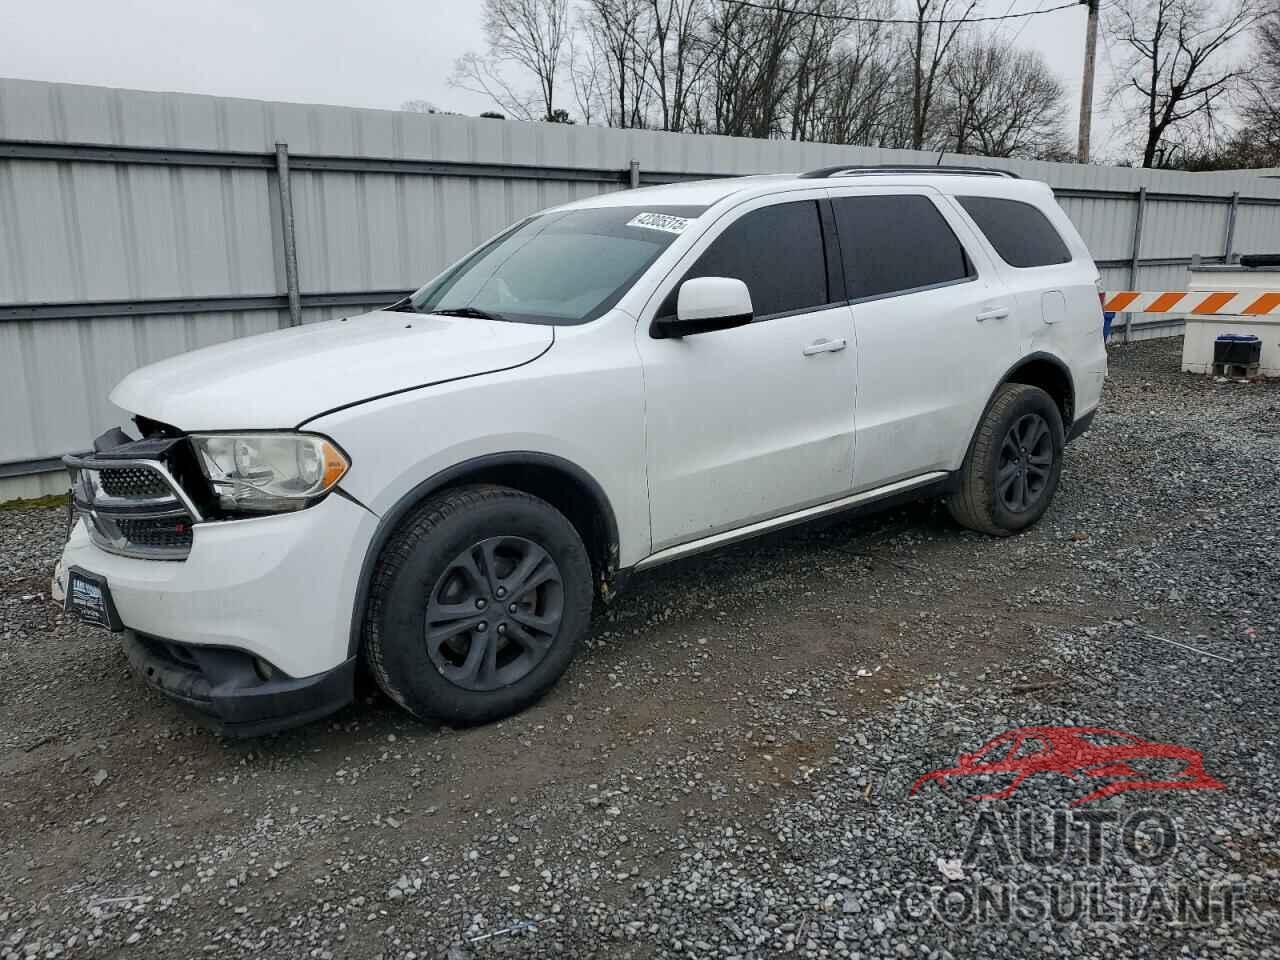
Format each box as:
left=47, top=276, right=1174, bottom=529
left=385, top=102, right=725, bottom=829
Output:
left=363, top=484, right=593, bottom=726
left=996, top=412, right=1054, bottom=513
left=424, top=536, right=565, bottom=692
left=948, top=383, right=1065, bottom=536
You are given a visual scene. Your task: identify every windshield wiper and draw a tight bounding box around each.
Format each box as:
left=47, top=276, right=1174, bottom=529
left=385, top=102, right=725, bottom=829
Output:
left=429, top=306, right=510, bottom=323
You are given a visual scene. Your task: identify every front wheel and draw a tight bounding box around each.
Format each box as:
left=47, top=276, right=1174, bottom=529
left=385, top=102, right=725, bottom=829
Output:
left=363, top=485, right=593, bottom=725
left=948, top=383, right=1065, bottom=536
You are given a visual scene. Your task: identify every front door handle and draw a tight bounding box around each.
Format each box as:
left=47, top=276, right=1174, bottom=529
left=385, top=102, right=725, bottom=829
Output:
left=802, top=337, right=848, bottom=356
left=976, top=306, right=1010, bottom=322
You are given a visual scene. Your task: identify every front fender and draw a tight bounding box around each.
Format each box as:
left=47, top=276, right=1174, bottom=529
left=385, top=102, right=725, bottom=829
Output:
left=308, top=332, right=649, bottom=565
left=337, top=449, right=622, bottom=661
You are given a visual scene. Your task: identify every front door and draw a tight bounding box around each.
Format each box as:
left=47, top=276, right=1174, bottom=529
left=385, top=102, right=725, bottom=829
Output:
left=636, top=193, right=858, bottom=552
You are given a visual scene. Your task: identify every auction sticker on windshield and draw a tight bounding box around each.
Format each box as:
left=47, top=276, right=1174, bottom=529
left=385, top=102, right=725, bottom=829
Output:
left=626, top=212, right=692, bottom=234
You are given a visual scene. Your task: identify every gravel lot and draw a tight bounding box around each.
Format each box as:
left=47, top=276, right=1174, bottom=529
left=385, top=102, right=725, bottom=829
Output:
left=2, top=337, right=1278, bottom=959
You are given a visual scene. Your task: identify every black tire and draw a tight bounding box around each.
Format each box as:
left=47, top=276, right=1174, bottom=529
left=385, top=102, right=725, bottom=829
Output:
left=948, top=383, right=1065, bottom=537
left=363, top=484, right=592, bottom=725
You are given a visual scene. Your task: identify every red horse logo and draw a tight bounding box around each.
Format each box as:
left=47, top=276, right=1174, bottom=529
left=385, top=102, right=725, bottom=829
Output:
left=911, top=726, right=1224, bottom=807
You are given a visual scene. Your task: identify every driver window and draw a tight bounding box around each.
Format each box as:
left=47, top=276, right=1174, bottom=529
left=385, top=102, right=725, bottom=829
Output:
left=659, top=200, right=830, bottom=321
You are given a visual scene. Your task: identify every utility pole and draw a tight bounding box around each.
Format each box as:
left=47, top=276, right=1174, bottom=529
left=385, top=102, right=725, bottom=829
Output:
left=1077, top=0, right=1100, bottom=164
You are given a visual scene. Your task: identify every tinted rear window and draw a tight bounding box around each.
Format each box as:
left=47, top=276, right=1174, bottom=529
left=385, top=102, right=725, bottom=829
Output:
left=832, top=195, right=973, bottom=300
left=958, top=196, right=1072, bottom=268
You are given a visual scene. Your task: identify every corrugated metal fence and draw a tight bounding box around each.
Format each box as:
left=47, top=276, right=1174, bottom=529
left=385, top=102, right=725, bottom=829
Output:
left=4, top=77, right=1280, bottom=499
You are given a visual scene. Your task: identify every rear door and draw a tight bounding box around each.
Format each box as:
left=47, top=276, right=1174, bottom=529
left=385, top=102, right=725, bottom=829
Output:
left=827, top=187, right=1019, bottom=490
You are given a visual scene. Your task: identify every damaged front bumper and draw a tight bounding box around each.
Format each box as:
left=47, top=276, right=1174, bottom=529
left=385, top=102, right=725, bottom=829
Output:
left=123, top=631, right=356, bottom=737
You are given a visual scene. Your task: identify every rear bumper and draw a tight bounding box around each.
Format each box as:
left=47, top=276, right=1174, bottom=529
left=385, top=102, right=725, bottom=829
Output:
left=123, top=630, right=355, bottom=736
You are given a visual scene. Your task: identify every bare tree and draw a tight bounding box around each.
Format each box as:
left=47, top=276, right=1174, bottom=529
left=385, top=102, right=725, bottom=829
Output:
left=451, top=52, right=535, bottom=120
left=567, top=24, right=605, bottom=124
left=937, top=41, right=1067, bottom=158
left=399, top=100, right=462, bottom=116
left=400, top=99, right=440, bottom=113
left=786, top=0, right=849, bottom=141
left=580, top=0, right=653, bottom=127
left=550, top=0, right=1002, bottom=148
left=908, top=0, right=978, bottom=150
left=815, top=43, right=903, bottom=146
left=1238, top=3, right=1280, bottom=161
left=451, top=0, right=570, bottom=122
left=1107, top=0, right=1263, bottom=167
left=643, top=0, right=712, bottom=131
left=796, top=0, right=903, bottom=145
left=559, top=0, right=928, bottom=142
left=705, top=0, right=810, bottom=139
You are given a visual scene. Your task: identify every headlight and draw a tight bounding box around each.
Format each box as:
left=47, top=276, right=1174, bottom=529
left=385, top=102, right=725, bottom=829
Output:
left=190, top=432, right=349, bottom=514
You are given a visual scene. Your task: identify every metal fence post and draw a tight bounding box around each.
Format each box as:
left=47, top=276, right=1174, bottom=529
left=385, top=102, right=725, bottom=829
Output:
left=1125, top=186, right=1147, bottom=344
left=275, top=142, right=303, bottom=327
left=1224, top=190, right=1240, bottom=263
left=629, top=160, right=640, bottom=189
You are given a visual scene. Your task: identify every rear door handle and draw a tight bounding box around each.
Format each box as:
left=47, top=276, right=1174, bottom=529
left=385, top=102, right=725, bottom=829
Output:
left=976, top=306, right=1010, bottom=322
left=802, top=337, right=848, bottom=356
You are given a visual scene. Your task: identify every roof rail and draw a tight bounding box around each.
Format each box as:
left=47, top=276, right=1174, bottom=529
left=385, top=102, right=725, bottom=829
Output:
left=799, top=164, right=1020, bottom=180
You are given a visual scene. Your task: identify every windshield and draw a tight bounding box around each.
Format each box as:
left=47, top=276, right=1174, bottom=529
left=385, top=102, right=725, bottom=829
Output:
left=408, top=205, right=706, bottom=325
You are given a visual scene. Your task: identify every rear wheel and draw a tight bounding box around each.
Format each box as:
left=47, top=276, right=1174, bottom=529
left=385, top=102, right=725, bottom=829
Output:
left=948, top=383, right=1064, bottom=536
left=363, top=485, right=592, bottom=724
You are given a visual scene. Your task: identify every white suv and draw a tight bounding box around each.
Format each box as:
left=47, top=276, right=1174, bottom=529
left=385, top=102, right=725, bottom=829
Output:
left=56, top=166, right=1106, bottom=735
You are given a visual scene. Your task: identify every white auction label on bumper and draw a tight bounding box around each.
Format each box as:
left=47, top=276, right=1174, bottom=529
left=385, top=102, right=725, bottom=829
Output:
left=626, top=212, right=692, bottom=234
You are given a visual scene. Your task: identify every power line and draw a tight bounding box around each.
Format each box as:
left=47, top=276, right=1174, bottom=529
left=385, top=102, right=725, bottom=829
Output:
left=1009, top=0, right=1048, bottom=44
left=719, top=0, right=1082, bottom=26
left=992, top=0, right=1027, bottom=40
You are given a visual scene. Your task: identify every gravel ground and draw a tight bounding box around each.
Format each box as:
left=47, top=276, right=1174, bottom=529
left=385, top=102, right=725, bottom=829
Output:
left=2, top=336, right=1278, bottom=959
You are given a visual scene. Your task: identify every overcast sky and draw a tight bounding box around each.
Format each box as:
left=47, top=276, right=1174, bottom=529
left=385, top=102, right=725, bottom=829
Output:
left=1, top=0, right=1124, bottom=154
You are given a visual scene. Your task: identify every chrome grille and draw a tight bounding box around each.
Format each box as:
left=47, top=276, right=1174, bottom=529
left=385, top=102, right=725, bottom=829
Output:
left=65, top=456, right=202, bottom=561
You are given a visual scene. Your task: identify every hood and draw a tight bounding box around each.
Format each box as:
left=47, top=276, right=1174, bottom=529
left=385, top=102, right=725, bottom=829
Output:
left=110, top=310, right=554, bottom=430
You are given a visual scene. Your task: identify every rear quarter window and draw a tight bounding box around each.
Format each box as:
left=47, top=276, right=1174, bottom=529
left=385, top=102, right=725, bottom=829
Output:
left=958, top=196, right=1072, bottom=268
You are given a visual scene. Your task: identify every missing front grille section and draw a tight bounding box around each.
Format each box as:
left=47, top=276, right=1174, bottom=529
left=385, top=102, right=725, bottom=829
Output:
left=74, top=461, right=196, bottom=560
left=128, top=418, right=221, bottom=519
left=90, top=420, right=217, bottom=520
left=69, top=431, right=202, bottom=560
left=133, top=415, right=185, bottom=440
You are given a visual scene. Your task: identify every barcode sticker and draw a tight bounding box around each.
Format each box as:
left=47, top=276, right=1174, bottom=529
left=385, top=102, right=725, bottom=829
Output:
left=626, top=212, right=693, bottom=234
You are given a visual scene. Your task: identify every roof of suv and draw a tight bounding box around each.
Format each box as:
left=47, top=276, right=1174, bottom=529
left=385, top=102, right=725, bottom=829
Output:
left=558, top=167, right=1051, bottom=213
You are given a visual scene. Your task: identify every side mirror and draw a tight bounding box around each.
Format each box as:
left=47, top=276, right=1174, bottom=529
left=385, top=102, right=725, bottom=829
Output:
left=651, top=276, right=753, bottom=338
